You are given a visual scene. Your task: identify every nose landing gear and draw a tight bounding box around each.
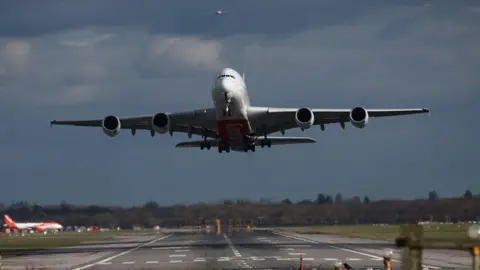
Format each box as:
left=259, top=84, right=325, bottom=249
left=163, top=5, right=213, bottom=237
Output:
left=222, top=92, right=232, bottom=117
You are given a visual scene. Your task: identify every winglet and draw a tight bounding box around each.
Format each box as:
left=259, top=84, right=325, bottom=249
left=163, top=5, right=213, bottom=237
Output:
left=422, top=108, right=431, bottom=115
left=50, top=120, right=55, bottom=128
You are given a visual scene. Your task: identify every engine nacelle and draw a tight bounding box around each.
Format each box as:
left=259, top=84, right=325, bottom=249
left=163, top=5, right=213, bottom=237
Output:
left=152, top=113, right=170, bottom=134
left=102, top=115, right=121, bottom=137
left=349, top=107, right=369, bottom=128
left=295, top=108, right=315, bottom=130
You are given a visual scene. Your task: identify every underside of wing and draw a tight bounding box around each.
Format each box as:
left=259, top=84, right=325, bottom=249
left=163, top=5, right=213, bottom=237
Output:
left=50, top=109, right=219, bottom=139
left=248, top=106, right=430, bottom=135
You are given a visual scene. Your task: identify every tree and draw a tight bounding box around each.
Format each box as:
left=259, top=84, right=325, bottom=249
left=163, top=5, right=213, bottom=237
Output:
left=363, top=196, right=370, bottom=204
left=316, top=193, right=326, bottom=204
left=464, top=190, right=473, bottom=198
left=428, top=191, right=439, bottom=200
left=324, top=195, right=333, bottom=204
left=281, top=198, right=292, bottom=204
left=334, top=193, right=343, bottom=203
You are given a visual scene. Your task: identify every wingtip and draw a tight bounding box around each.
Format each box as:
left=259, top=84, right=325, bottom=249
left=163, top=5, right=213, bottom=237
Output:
left=423, top=108, right=430, bottom=113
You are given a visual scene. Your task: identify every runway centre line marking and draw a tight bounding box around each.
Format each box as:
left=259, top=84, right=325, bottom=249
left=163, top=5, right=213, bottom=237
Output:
left=169, top=260, right=182, bottom=263
left=194, top=258, right=206, bottom=262
left=169, top=254, right=186, bottom=257
left=279, top=248, right=294, bottom=251
left=223, top=233, right=242, bottom=257
left=272, top=232, right=440, bottom=269
left=122, top=261, right=135, bottom=264
left=218, top=257, right=230, bottom=261
left=96, top=262, right=112, bottom=265
left=324, top=258, right=338, bottom=261
left=302, top=258, right=315, bottom=261
left=289, top=252, right=306, bottom=256
left=146, top=261, right=159, bottom=264
left=347, top=258, right=361, bottom=261
left=73, top=234, right=171, bottom=270
left=175, top=249, right=190, bottom=252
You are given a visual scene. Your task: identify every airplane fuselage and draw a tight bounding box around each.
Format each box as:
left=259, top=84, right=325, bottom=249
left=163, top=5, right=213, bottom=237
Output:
left=211, top=68, right=254, bottom=150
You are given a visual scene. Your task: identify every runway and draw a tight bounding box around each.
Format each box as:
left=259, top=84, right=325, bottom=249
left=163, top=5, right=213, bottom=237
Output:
left=1, top=230, right=471, bottom=269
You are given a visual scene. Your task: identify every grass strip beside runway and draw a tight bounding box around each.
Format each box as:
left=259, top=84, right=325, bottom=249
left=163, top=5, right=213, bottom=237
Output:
left=273, top=223, right=472, bottom=241
left=0, top=231, right=158, bottom=257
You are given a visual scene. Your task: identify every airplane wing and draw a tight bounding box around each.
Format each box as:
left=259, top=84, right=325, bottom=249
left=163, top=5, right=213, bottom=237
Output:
left=248, top=107, right=430, bottom=135
left=176, top=136, right=316, bottom=148
left=50, top=108, right=219, bottom=138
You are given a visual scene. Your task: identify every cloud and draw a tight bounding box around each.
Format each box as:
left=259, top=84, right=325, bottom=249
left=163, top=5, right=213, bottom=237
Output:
left=0, top=1, right=479, bottom=205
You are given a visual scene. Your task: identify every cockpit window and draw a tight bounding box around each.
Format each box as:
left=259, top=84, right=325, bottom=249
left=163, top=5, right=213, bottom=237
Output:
left=217, top=74, right=235, bottom=79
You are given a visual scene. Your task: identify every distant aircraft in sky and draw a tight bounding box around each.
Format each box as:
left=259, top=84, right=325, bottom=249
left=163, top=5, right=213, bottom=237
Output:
left=4, top=214, right=63, bottom=233
left=213, top=10, right=227, bottom=15
left=50, top=68, right=431, bottom=153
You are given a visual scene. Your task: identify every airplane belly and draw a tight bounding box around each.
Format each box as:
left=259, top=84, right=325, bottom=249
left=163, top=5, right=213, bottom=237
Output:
left=216, top=119, right=252, bottom=146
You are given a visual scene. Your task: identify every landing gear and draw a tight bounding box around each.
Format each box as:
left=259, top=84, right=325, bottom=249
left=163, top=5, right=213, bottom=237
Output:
left=218, top=140, right=230, bottom=153
left=222, top=92, right=232, bottom=117
left=260, top=134, right=272, bottom=148
left=200, top=142, right=211, bottom=150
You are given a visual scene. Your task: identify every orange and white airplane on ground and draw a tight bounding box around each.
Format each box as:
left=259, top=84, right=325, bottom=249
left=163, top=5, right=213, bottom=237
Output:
left=4, top=214, right=63, bottom=233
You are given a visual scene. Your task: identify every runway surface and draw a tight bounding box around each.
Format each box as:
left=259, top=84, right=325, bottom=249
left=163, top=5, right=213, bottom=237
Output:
left=1, top=230, right=472, bottom=269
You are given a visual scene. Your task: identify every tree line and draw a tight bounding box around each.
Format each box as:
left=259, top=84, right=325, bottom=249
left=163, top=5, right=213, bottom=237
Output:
left=1, top=190, right=478, bottom=228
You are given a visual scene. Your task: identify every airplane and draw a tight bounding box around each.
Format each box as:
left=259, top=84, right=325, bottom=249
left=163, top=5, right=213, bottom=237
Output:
left=50, top=68, right=430, bottom=153
left=213, top=10, right=227, bottom=15
left=3, top=214, right=63, bottom=233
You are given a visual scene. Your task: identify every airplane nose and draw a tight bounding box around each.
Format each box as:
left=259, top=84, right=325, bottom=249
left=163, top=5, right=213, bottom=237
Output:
left=215, top=78, right=235, bottom=91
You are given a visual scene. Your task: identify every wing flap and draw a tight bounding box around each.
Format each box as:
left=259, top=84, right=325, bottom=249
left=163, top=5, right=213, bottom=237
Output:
left=175, top=137, right=316, bottom=148
left=257, top=136, right=316, bottom=145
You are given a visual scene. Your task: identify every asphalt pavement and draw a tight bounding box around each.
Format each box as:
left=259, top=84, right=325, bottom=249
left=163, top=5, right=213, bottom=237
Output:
left=1, top=230, right=471, bottom=269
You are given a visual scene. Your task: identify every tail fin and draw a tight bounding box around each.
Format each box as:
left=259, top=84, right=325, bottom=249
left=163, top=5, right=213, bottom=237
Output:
left=4, top=214, right=17, bottom=227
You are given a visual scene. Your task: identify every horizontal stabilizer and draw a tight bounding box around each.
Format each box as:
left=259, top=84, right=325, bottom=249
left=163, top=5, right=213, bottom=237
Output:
left=176, top=136, right=316, bottom=148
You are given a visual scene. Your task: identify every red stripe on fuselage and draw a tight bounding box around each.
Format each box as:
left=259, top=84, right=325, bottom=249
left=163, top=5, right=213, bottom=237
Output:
left=216, top=119, right=250, bottom=145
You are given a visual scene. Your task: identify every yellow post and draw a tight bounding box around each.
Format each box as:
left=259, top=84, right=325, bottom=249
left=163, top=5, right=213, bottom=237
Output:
left=472, top=246, right=479, bottom=270
left=334, top=261, right=342, bottom=270
left=216, top=219, right=221, bottom=235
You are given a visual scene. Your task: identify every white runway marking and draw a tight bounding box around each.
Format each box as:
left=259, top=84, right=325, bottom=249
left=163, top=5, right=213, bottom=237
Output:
left=279, top=248, right=294, bottom=251
left=303, top=258, right=315, bottom=261
left=73, top=234, right=171, bottom=270
left=324, top=258, right=338, bottom=261
left=169, top=254, right=186, bottom=257
left=152, top=246, right=190, bottom=250
left=122, top=261, right=135, bottom=264
left=224, top=234, right=242, bottom=257
left=169, top=260, right=183, bottom=263
left=175, top=249, right=190, bottom=252
left=289, top=252, right=306, bottom=256
left=146, top=261, right=159, bottom=264
left=273, top=232, right=441, bottom=269
left=347, top=258, right=362, bottom=261
left=194, top=258, right=206, bottom=262
left=96, top=262, right=111, bottom=265
left=218, top=257, right=230, bottom=261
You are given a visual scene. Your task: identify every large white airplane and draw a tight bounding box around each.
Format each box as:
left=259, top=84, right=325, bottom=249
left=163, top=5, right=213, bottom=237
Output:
left=4, top=214, right=63, bottom=233
left=50, top=68, right=430, bottom=153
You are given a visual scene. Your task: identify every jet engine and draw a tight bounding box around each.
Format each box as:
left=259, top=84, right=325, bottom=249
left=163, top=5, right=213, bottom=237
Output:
left=152, top=113, right=170, bottom=134
left=295, top=108, right=315, bottom=130
left=102, top=115, right=121, bottom=137
left=349, top=107, right=369, bottom=128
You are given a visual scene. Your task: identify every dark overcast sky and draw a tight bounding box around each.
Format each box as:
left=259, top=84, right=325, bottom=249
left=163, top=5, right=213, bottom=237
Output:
left=0, top=0, right=479, bottom=206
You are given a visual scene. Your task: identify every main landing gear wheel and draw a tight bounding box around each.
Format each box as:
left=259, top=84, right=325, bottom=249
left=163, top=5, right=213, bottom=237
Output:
left=243, top=144, right=256, bottom=152
left=218, top=142, right=230, bottom=153
left=260, top=139, right=272, bottom=148
left=200, top=142, right=211, bottom=150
